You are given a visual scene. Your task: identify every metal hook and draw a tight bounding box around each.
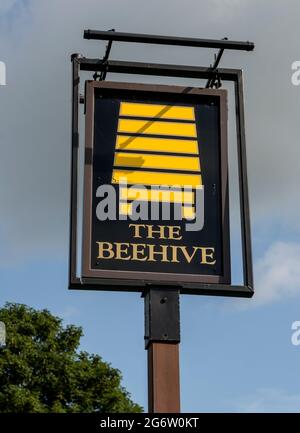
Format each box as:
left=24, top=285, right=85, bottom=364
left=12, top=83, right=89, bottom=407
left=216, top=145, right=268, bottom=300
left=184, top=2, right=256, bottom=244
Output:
left=93, top=29, right=115, bottom=81
left=205, top=37, right=228, bottom=89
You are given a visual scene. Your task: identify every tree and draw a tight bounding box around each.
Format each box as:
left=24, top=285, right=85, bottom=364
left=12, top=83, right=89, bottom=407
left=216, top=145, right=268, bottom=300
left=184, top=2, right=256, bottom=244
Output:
left=0, top=303, right=142, bottom=413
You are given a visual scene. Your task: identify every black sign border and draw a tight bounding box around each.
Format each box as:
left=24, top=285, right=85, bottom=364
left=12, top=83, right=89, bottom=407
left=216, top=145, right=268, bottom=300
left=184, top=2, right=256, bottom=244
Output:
left=81, top=81, right=230, bottom=291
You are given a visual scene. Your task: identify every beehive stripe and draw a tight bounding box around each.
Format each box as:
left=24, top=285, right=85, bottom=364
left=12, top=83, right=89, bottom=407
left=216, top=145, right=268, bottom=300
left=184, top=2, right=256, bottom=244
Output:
left=182, top=206, right=196, bottom=220
left=112, top=169, right=202, bottom=187
left=114, top=152, right=200, bottom=172
left=118, top=119, right=197, bottom=138
left=119, top=202, right=132, bottom=216
left=120, top=102, right=195, bottom=120
left=115, top=135, right=199, bottom=154
left=119, top=187, right=195, bottom=204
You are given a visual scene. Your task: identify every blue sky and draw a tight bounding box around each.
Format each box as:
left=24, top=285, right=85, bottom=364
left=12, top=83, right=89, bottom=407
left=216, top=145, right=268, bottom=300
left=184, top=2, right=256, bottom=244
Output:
left=1, top=0, right=300, bottom=412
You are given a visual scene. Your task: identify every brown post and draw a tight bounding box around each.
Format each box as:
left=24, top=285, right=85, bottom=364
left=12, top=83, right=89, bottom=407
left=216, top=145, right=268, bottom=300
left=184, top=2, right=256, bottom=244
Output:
left=144, top=287, right=180, bottom=413
left=148, top=342, right=180, bottom=413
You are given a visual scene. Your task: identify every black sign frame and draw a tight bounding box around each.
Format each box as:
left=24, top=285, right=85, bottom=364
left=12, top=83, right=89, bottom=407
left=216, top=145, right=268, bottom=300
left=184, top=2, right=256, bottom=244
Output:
left=82, top=81, right=230, bottom=290
left=69, top=55, right=253, bottom=298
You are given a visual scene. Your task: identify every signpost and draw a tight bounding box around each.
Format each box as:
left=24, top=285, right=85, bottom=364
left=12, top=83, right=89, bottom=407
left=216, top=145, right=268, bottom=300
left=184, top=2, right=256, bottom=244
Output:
left=69, top=30, right=254, bottom=413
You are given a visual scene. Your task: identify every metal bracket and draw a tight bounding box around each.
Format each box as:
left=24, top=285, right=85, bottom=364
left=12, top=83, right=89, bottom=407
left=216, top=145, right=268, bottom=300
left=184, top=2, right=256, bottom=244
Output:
left=93, top=29, right=115, bottom=81
left=84, top=30, right=254, bottom=87
left=144, top=287, right=180, bottom=349
left=206, top=38, right=228, bottom=89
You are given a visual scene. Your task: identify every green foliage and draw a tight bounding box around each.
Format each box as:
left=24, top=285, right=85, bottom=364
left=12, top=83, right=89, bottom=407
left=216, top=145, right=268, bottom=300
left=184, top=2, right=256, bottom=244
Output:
left=0, top=303, right=142, bottom=413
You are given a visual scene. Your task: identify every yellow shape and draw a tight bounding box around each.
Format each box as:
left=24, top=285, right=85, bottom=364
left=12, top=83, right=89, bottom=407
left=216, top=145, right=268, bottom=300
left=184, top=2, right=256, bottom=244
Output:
left=118, top=119, right=197, bottom=138
left=112, top=169, right=202, bottom=188
left=120, top=187, right=194, bottom=204
left=182, top=206, right=196, bottom=220
left=114, top=152, right=200, bottom=172
left=119, top=202, right=132, bottom=216
left=116, top=135, right=199, bottom=154
left=120, top=102, right=195, bottom=120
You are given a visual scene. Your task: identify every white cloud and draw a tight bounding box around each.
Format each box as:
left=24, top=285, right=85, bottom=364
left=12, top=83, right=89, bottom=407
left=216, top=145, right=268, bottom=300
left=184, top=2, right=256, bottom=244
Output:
left=234, top=388, right=300, bottom=413
left=254, top=242, right=300, bottom=305
left=232, top=241, right=300, bottom=309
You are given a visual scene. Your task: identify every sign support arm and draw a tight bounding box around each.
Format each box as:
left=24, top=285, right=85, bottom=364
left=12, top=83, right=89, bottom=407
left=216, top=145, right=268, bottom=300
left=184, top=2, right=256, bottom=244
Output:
left=144, top=287, right=181, bottom=413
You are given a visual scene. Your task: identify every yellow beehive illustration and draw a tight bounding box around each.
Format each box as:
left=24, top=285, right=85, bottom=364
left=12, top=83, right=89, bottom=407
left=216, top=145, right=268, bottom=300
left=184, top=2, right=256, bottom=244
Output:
left=111, top=101, right=202, bottom=219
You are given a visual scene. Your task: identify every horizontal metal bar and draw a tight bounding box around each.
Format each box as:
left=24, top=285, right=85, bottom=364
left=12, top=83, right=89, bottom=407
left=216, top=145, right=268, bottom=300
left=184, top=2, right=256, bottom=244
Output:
left=84, top=30, right=254, bottom=51
left=78, top=58, right=241, bottom=81
left=70, top=277, right=254, bottom=298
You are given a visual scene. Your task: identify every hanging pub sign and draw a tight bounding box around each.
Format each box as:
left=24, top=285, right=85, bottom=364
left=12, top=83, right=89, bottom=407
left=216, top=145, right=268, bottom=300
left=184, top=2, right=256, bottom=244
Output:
left=81, top=81, right=230, bottom=291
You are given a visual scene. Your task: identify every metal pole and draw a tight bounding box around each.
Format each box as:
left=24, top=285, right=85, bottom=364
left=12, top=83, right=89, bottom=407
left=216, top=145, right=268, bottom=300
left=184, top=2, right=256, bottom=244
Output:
left=144, top=288, right=180, bottom=413
left=69, top=54, right=82, bottom=289
left=234, top=71, right=253, bottom=288
left=147, top=342, right=180, bottom=413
